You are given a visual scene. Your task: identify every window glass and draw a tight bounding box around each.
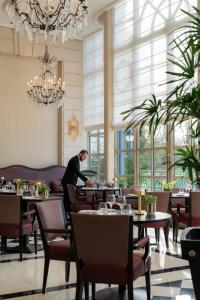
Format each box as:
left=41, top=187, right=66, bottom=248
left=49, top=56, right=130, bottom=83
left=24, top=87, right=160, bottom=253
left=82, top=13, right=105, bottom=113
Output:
left=115, top=129, right=134, bottom=186
left=88, top=130, right=104, bottom=177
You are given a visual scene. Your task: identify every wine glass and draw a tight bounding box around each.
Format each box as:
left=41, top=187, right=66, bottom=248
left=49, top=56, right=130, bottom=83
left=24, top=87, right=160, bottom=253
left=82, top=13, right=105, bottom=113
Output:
left=98, top=202, right=107, bottom=214
left=29, top=185, right=36, bottom=197
left=107, top=194, right=116, bottom=208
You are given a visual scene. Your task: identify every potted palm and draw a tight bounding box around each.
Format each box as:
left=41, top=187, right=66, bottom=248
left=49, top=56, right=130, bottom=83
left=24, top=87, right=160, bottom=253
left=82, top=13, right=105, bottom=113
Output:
left=122, top=6, right=200, bottom=188
left=142, top=194, right=157, bottom=214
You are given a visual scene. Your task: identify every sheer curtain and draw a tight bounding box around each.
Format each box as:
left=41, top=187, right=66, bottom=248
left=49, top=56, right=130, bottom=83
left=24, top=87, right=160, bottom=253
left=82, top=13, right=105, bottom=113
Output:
left=83, top=30, right=104, bottom=128
left=112, top=0, right=197, bottom=127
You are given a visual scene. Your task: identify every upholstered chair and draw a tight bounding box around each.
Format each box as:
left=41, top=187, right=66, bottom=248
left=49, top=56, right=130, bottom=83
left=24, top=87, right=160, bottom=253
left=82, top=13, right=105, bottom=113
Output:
left=71, top=213, right=151, bottom=300
left=35, top=199, right=73, bottom=293
left=173, top=191, right=200, bottom=242
left=67, top=184, right=96, bottom=211
left=0, top=194, right=37, bottom=261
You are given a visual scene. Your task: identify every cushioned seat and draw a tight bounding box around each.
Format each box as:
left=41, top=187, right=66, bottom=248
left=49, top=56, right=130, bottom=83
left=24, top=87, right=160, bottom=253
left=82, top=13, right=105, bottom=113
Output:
left=173, top=191, right=200, bottom=242
left=71, top=213, right=151, bottom=300
left=48, top=240, right=73, bottom=260
left=0, top=220, right=33, bottom=236
left=35, top=199, right=74, bottom=294
left=0, top=194, right=37, bottom=261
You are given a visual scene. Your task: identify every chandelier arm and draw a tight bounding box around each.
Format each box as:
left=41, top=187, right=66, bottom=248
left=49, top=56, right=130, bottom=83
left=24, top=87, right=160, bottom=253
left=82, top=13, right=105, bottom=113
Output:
left=14, top=0, right=44, bottom=28
left=51, top=12, right=77, bottom=29
left=19, top=13, right=40, bottom=29
left=49, top=1, right=64, bottom=18
left=29, top=0, right=44, bottom=19
left=57, top=4, right=88, bottom=29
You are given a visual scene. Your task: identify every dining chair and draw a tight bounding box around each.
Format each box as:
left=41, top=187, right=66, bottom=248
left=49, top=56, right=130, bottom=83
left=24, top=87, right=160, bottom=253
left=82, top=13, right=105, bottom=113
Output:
left=173, top=191, right=200, bottom=242
left=71, top=213, right=151, bottom=300
left=67, top=184, right=96, bottom=212
left=0, top=194, right=37, bottom=261
left=169, top=188, right=186, bottom=213
left=121, top=187, right=138, bottom=209
left=138, top=191, right=171, bottom=248
left=35, top=199, right=74, bottom=294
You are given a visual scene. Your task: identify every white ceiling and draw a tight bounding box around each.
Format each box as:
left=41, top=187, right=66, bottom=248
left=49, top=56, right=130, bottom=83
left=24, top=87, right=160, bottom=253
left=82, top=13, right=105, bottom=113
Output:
left=1, top=0, right=116, bottom=38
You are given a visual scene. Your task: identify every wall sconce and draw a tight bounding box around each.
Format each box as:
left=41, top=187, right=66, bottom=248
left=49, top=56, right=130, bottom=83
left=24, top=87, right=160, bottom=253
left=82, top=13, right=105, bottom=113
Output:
left=68, top=116, right=79, bottom=140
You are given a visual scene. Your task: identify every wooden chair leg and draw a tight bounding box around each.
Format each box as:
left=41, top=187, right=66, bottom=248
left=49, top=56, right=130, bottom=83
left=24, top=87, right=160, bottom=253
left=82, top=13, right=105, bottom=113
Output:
left=157, top=228, right=160, bottom=244
left=19, top=234, right=23, bottom=261
left=138, top=226, right=144, bottom=239
left=145, top=228, right=148, bottom=236
left=3, top=236, right=7, bottom=252
left=173, top=217, right=176, bottom=241
left=42, top=258, right=50, bottom=294
left=84, top=282, right=89, bottom=300
left=127, top=281, right=133, bottom=300
left=92, top=282, right=96, bottom=300
left=75, top=279, right=84, bottom=300
left=1, top=236, right=5, bottom=252
left=145, top=269, right=151, bottom=300
left=65, top=261, right=70, bottom=282
left=34, top=231, right=37, bottom=254
left=154, top=228, right=159, bottom=244
left=118, top=284, right=126, bottom=293
left=163, top=222, right=170, bottom=248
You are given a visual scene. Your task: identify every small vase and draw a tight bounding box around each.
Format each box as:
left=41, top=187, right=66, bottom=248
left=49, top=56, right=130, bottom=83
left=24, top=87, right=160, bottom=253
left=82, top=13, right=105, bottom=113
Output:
left=44, top=190, right=49, bottom=199
left=146, top=202, right=156, bottom=214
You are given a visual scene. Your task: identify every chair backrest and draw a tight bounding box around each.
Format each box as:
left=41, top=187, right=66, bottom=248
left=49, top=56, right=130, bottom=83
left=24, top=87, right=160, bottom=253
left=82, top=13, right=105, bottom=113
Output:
left=146, top=191, right=170, bottom=212
left=121, top=187, right=136, bottom=195
left=67, top=184, right=78, bottom=211
left=35, top=199, right=66, bottom=241
left=71, top=213, right=132, bottom=265
left=191, top=191, right=200, bottom=219
left=0, top=194, right=21, bottom=225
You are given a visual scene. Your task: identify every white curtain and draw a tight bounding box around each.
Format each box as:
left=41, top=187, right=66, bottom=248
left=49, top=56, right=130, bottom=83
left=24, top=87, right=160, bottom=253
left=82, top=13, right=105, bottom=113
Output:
left=112, top=0, right=197, bottom=127
left=83, top=30, right=104, bottom=128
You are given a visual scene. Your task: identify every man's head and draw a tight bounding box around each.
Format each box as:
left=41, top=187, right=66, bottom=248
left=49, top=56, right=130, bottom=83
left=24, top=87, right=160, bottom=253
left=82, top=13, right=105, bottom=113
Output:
left=79, top=150, right=89, bottom=161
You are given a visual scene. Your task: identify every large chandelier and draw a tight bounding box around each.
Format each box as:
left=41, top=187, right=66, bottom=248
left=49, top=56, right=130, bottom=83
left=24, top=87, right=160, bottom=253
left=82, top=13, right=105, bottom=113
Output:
left=6, top=0, right=88, bottom=42
left=27, top=45, right=65, bottom=106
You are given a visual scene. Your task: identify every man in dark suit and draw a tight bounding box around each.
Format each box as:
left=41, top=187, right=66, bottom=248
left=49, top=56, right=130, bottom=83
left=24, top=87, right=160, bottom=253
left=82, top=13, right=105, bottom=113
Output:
left=62, top=150, right=93, bottom=213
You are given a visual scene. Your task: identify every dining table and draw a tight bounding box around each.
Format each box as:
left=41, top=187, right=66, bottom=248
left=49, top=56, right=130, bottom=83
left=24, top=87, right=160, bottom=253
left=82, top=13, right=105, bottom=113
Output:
left=79, top=209, right=171, bottom=225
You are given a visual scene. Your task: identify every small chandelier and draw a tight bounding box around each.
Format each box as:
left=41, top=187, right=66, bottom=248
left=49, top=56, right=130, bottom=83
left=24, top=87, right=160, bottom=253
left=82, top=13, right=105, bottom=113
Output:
left=6, top=0, right=88, bottom=42
left=27, top=45, right=65, bottom=107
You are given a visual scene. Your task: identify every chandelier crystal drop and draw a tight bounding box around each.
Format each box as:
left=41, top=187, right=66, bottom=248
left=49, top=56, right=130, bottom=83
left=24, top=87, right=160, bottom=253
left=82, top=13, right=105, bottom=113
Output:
left=27, top=45, right=65, bottom=107
left=6, top=0, right=88, bottom=42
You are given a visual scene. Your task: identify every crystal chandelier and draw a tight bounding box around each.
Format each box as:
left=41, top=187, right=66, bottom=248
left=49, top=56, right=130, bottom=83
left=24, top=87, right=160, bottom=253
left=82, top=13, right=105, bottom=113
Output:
left=27, top=45, right=65, bottom=106
left=6, top=0, right=88, bottom=42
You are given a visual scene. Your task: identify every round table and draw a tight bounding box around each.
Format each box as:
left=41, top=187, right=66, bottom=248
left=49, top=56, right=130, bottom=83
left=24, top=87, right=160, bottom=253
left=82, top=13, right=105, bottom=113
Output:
left=79, top=209, right=171, bottom=225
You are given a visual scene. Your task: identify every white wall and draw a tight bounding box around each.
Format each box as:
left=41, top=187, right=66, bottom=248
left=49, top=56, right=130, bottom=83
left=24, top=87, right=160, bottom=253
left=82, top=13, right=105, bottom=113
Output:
left=0, top=27, right=86, bottom=168
left=0, top=54, right=58, bottom=167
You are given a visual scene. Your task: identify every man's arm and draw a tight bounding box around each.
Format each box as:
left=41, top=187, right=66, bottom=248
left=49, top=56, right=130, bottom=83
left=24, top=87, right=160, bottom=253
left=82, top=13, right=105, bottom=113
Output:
left=75, top=169, right=87, bottom=182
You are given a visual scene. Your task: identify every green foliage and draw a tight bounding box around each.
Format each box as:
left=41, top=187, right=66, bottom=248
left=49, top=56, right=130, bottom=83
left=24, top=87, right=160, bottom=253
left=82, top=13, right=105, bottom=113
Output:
left=159, top=180, right=176, bottom=190
left=142, top=194, right=157, bottom=204
left=171, top=146, right=200, bottom=188
left=122, top=7, right=200, bottom=134
left=38, top=183, right=50, bottom=192
left=118, top=177, right=126, bottom=187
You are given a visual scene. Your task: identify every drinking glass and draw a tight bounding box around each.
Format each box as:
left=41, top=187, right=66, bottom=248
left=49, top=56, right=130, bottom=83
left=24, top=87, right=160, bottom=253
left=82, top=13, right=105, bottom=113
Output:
left=122, top=203, right=132, bottom=214
left=98, top=202, right=107, bottom=214
left=107, top=194, right=116, bottom=208
left=29, top=185, right=36, bottom=196
left=179, top=188, right=184, bottom=195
